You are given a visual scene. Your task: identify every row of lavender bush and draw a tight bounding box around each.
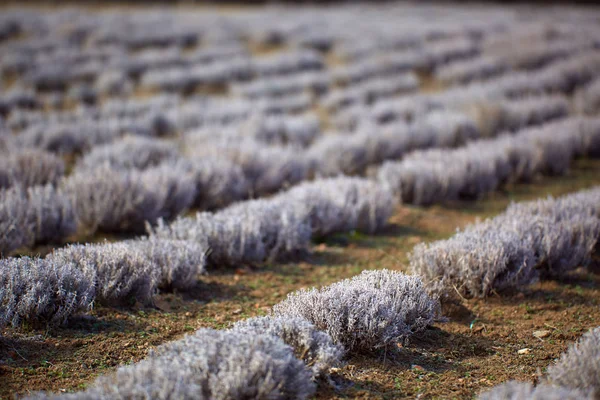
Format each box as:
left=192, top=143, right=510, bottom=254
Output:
left=410, top=187, right=600, bottom=299
left=26, top=269, right=439, bottom=399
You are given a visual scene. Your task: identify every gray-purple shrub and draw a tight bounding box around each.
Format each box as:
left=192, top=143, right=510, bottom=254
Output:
left=28, top=329, right=315, bottom=400
left=378, top=117, right=600, bottom=205
left=75, top=135, right=180, bottom=171
left=280, top=177, right=396, bottom=237
left=140, top=160, right=197, bottom=221
left=0, top=257, right=94, bottom=329
left=26, top=184, right=77, bottom=245
left=273, top=269, right=439, bottom=352
left=189, top=139, right=310, bottom=196
left=63, top=163, right=195, bottom=234
left=547, top=326, right=600, bottom=398
left=184, top=157, right=249, bottom=210
left=0, top=149, right=65, bottom=189
left=231, top=316, right=345, bottom=378
left=434, top=55, right=508, bottom=85
left=132, top=238, right=207, bottom=291
left=46, top=241, right=158, bottom=305
left=410, top=187, right=600, bottom=299
left=151, top=198, right=312, bottom=268
left=46, top=238, right=207, bottom=304
left=410, top=221, right=539, bottom=299
left=0, top=186, right=34, bottom=255
left=478, top=381, right=593, bottom=400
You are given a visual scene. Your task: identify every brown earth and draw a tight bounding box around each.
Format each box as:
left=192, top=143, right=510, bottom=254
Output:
left=2, top=158, right=600, bottom=400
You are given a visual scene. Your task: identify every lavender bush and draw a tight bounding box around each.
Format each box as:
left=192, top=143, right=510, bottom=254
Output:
left=273, top=270, right=439, bottom=352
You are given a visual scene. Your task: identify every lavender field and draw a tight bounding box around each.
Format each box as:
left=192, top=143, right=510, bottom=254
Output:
left=1, top=3, right=600, bottom=399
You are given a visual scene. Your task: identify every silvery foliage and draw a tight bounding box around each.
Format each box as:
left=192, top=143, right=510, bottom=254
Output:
left=378, top=144, right=504, bottom=205
left=547, top=327, right=600, bottom=398
left=434, top=55, right=508, bottom=85
left=307, top=133, right=370, bottom=176
left=63, top=166, right=157, bottom=233
left=151, top=197, right=312, bottom=267
left=139, top=56, right=253, bottom=93
left=0, top=87, right=40, bottom=114
left=257, top=91, right=312, bottom=115
left=377, top=117, right=600, bottom=205
left=410, top=188, right=600, bottom=299
left=0, top=149, right=65, bottom=189
left=128, top=238, right=207, bottom=291
left=75, top=135, right=180, bottom=171
left=32, top=330, right=315, bottom=399
left=13, top=121, right=121, bottom=154
left=504, top=194, right=600, bottom=277
left=184, top=157, right=249, bottom=210
left=575, top=77, right=600, bottom=115
left=140, top=160, right=197, bottom=221
left=95, top=69, right=133, bottom=96
left=189, top=139, right=310, bottom=196
left=0, top=256, right=94, bottom=328
left=46, top=237, right=206, bottom=304
left=26, top=184, right=77, bottom=244
left=323, top=72, right=418, bottom=111
left=184, top=113, right=320, bottom=148
left=152, top=329, right=314, bottom=399
left=253, top=49, right=324, bottom=77
left=312, top=110, right=477, bottom=177
left=0, top=184, right=75, bottom=254
left=478, top=381, right=593, bottom=400
left=46, top=241, right=156, bottom=305
left=413, top=110, right=480, bottom=147
left=0, top=186, right=35, bottom=254
left=423, top=36, right=480, bottom=67
left=63, top=162, right=195, bottom=234
left=231, top=71, right=330, bottom=99
left=250, top=114, right=321, bottom=147
left=410, top=220, right=539, bottom=299
left=370, top=95, right=444, bottom=124
left=273, top=270, right=439, bottom=352
left=231, top=316, right=345, bottom=378
left=330, top=50, right=426, bottom=87
left=580, top=115, right=600, bottom=157
left=491, top=95, right=570, bottom=133
left=280, top=177, right=396, bottom=237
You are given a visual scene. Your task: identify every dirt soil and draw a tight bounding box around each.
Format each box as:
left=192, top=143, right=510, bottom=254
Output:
left=2, top=158, right=600, bottom=400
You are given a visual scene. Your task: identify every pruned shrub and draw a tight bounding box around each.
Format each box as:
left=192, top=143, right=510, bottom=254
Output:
left=547, top=327, right=600, bottom=398
left=410, top=223, right=539, bottom=299
left=231, top=316, right=345, bottom=378
left=27, top=184, right=77, bottom=245
left=46, top=242, right=158, bottom=305
left=190, top=139, right=310, bottom=196
left=75, top=135, right=180, bottom=171
left=377, top=118, right=600, bottom=206
left=140, top=160, right=197, bottom=221
left=29, top=329, right=315, bottom=398
left=131, top=238, right=207, bottom=291
left=0, top=257, right=94, bottom=329
left=46, top=238, right=206, bottom=304
left=0, top=186, right=34, bottom=255
left=63, top=163, right=195, bottom=234
left=63, top=166, right=156, bottom=234
left=273, top=270, right=439, bottom=352
left=184, top=157, right=249, bottom=210
left=0, top=149, right=65, bottom=189
left=151, top=198, right=312, bottom=268
left=281, top=177, right=396, bottom=237
left=410, top=188, right=600, bottom=299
